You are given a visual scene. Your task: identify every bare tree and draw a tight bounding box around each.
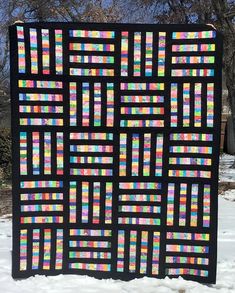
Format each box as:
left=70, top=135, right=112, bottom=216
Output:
left=0, top=0, right=21, bottom=124
left=211, top=0, right=235, bottom=166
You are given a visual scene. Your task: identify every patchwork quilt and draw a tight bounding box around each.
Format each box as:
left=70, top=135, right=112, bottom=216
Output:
left=10, top=23, right=222, bottom=283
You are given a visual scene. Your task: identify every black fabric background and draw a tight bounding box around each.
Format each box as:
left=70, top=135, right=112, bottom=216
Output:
left=10, top=22, right=222, bottom=284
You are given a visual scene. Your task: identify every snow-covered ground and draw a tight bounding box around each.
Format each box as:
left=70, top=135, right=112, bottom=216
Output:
left=0, top=194, right=234, bottom=293
left=222, top=189, right=235, bottom=201
left=219, top=154, right=235, bottom=183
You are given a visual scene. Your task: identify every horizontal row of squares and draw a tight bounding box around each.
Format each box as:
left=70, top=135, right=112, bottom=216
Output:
left=19, top=181, right=161, bottom=225
left=19, top=228, right=210, bottom=277
left=17, top=81, right=215, bottom=128
left=20, top=132, right=213, bottom=178
left=17, top=26, right=216, bottom=77
left=19, top=181, right=211, bottom=228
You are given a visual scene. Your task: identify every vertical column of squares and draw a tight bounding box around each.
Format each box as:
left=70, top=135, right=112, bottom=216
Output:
left=69, top=82, right=77, bottom=126
left=183, top=83, right=190, bottom=127
left=55, top=229, right=63, bottom=270
left=29, top=28, right=38, bottom=74
left=56, top=133, right=64, bottom=175
left=170, top=83, right=178, bottom=127
left=170, top=82, right=214, bottom=128
left=69, top=181, right=77, bottom=223
left=157, top=32, right=166, bottom=76
left=20, top=131, right=64, bottom=176
left=16, top=26, right=63, bottom=75
left=121, top=31, right=128, bottom=76
left=117, top=230, right=125, bottom=272
left=166, top=183, right=175, bottom=226
left=131, top=134, right=139, bottom=176
left=203, top=185, right=211, bottom=227
left=119, top=133, right=164, bottom=177
left=55, top=30, right=63, bottom=74
left=32, top=229, right=40, bottom=270
left=106, top=83, right=114, bottom=127
left=143, top=133, right=151, bottom=176
left=155, top=134, right=163, bottom=176
left=94, top=83, right=101, bottom=126
left=116, top=230, right=161, bottom=275
left=194, top=83, right=202, bottom=127
left=19, top=227, right=64, bottom=272
left=43, top=229, right=51, bottom=270
left=120, top=31, right=157, bottom=77
left=32, top=132, right=40, bottom=175
left=82, top=83, right=90, bottom=127
left=20, top=132, right=27, bottom=175
left=17, top=26, right=26, bottom=73
left=152, top=232, right=160, bottom=275
left=179, top=183, right=187, bottom=226
left=119, top=133, right=127, bottom=176
left=105, top=182, right=113, bottom=224
left=69, top=181, right=113, bottom=225
left=70, top=83, right=114, bottom=127
left=81, top=182, right=89, bottom=223
left=190, top=184, right=199, bottom=227
left=93, top=182, right=100, bottom=224
left=207, top=83, right=214, bottom=127
left=133, top=32, right=141, bottom=76
left=145, top=32, right=153, bottom=76
left=140, top=231, right=148, bottom=274
left=44, top=132, right=51, bottom=175
left=20, top=229, right=27, bottom=271
left=129, top=231, right=137, bottom=273
left=42, top=29, right=50, bottom=74
left=166, top=182, right=212, bottom=229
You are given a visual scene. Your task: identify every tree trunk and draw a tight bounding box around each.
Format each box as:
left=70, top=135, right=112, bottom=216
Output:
left=211, top=0, right=235, bottom=166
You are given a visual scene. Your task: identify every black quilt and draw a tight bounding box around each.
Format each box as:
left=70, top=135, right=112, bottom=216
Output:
left=10, top=22, right=222, bottom=283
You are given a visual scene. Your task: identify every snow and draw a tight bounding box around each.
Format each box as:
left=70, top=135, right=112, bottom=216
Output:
left=0, top=193, right=235, bottom=293
left=222, top=189, right=235, bottom=201
left=219, top=154, right=235, bottom=182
